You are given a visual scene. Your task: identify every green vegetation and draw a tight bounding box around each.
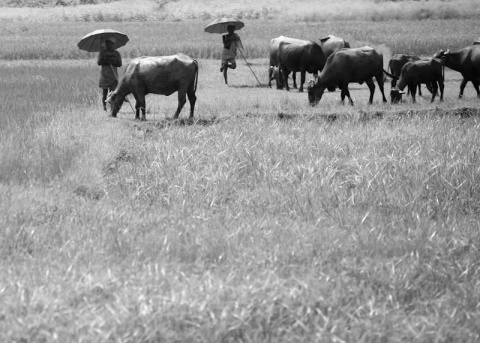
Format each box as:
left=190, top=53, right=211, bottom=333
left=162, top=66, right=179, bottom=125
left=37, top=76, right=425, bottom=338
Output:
left=2, top=0, right=480, bottom=342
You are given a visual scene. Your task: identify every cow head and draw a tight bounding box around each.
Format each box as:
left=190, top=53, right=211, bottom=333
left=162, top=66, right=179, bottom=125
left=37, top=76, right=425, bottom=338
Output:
left=106, top=91, right=125, bottom=117
left=269, top=66, right=284, bottom=90
left=433, top=49, right=449, bottom=60
left=307, top=77, right=325, bottom=106
left=390, top=88, right=405, bottom=103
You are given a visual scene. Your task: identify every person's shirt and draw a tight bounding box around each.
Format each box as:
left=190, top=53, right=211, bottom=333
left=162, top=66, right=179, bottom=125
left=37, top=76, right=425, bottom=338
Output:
left=222, top=33, right=243, bottom=55
left=97, top=50, right=122, bottom=68
left=222, top=33, right=240, bottom=50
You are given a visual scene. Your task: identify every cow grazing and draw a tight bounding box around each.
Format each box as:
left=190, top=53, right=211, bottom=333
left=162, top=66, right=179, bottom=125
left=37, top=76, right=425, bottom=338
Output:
left=390, top=58, right=444, bottom=103
left=307, top=46, right=393, bottom=106
left=106, top=54, right=198, bottom=121
left=434, top=45, right=480, bottom=98
left=277, top=39, right=327, bottom=92
left=319, top=35, right=350, bottom=58
left=388, top=54, right=426, bottom=95
left=268, top=36, right=305, bottom=89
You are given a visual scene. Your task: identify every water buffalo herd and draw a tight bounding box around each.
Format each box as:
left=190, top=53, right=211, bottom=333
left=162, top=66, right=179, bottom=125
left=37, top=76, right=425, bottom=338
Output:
left=106, top=35, right=480, bottom=121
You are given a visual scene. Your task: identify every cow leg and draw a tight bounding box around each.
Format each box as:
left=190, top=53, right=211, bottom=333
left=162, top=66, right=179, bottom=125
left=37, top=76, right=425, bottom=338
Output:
left=459, top=78, right=468, bottom=98
left=438, top=80, right=444, bottom=101
left=268, top=66, right=273, bottom=88
left=341, top=85, right=353, bottom=105
left=375, top=75, right=388, bottom=103
left=135, top=94, right=146, bottom=121
left=472, top=78, right=480, bottom=98
left=409, top=83, right=417, bottom=103
left=366, top=78, right=375, bottom=104
left=430, top=82, right=438, bottom=103
left=133, top=94, right=140, bottom=120
left=280, top=65, right=290, bottom=91
left=187, top=88, right=197, bottom=119
left=299, top=71, right=306, bottom=92
left=292, top=72, right=298, bottom=89
left=174, top=91, right=187, bottom=119
left=135, top=102, right=140, bottom=120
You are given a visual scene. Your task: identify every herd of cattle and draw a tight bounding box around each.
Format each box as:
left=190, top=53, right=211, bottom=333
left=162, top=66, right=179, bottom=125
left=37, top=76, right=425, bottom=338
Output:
left=105, top=35, right=480, bottom=120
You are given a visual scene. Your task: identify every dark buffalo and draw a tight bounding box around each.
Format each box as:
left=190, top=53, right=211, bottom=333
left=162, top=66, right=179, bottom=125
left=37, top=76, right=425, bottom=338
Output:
left=390, top=58, right=444, bottom=103
left=307, top=46, right=393, bottom=105
left=388, top=54, right=426, bottom=95
left=268, top=36, right=306, bottom=89
left=319, top=35, right=350, bottom=57
left=277, top=39, right=327, bottom=92
left=107, top=54, right=198, bottom=121
left=319, top=35, right=351, bottom=92
left=434, top=45, right=480, bottom=98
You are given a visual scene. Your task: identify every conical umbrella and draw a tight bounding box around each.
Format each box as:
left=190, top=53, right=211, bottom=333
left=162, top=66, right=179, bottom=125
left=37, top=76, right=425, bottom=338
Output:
left=204, top=17, right=244, bottom=34
left=77, top=29, right=129, bottom=53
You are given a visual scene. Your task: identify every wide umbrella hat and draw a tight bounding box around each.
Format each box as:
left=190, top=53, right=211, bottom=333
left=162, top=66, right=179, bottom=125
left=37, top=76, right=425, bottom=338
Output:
left=204, top=17, right=245, bottom=34
left=77, top=29, right=129, bottom=52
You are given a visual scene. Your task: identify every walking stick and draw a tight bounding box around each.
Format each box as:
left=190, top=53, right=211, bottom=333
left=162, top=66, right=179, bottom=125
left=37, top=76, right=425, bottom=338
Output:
left=238, top=49, right=262, bottom=87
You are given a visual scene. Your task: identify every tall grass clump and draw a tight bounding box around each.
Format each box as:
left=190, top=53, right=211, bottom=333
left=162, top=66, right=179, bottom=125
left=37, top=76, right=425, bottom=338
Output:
left=0, top=61, right=99, bottom=184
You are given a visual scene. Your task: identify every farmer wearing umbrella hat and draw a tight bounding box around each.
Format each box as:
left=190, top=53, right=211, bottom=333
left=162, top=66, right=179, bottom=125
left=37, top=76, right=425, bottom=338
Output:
left=220, top=25, right=243, bottom=85
left=98, top=39, right=122, bottom=111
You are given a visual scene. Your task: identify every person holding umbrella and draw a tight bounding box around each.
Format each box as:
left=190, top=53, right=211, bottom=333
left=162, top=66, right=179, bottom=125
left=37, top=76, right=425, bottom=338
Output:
left=205, top=17, right=261, bottom=86
left=220, top=25, right=243, bottom=85
left=77, top=29, right=129, bottom=112
left=98, top=39, right=122, bottom=111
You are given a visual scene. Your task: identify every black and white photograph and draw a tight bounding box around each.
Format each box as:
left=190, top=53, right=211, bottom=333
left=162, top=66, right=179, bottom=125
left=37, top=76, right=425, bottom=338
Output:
left=1, top=0, right=480, bottom=341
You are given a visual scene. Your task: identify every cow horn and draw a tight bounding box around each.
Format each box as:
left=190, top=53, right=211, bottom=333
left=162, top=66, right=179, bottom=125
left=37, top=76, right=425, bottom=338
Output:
left=444, top=49, right=450, bottom=55
left=391, top=88, right=405, bottom=95
left=106, top=90, right=114, bottom=103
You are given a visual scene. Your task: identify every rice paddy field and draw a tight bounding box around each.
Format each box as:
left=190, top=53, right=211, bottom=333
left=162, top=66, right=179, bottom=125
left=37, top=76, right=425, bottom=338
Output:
left=2, top=0, right=480, bottom=342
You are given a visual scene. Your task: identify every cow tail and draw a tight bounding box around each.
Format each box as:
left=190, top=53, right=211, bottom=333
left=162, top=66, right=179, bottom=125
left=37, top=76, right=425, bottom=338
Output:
left=193, top=59, right=199, bottom=93
left=383, top=69, right=398, bottom=80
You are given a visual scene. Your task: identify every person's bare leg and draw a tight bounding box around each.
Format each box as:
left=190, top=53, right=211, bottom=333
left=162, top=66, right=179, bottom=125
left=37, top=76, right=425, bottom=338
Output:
left=102, top=88, right=108, bottom=111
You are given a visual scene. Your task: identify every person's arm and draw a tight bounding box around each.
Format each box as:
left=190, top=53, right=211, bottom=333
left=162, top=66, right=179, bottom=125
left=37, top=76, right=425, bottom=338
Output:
left=223, top=34, right=238, bottom=43
left=97, top=51, right=105, bottom=66
left=114, top=51, right=122, bottom=67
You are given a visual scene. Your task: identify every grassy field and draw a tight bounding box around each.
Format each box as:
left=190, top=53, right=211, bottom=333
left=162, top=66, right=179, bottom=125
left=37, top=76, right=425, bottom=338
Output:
left=2, top=0, right=480, bottom=342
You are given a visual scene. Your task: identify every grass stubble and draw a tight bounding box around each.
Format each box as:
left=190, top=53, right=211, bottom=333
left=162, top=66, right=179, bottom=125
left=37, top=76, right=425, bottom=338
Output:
left=2, top=1, right=480, bottom=342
